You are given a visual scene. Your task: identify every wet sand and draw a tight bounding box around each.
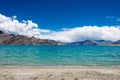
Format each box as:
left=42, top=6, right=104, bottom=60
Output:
left=0, top=66, right=120, bottom=80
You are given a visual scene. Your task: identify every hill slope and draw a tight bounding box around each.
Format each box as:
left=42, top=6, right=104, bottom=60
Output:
left=0, top=30, right=62, bottom=45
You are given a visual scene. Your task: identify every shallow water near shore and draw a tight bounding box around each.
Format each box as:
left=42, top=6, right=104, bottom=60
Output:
left=0, top=45, right=120, bottom=66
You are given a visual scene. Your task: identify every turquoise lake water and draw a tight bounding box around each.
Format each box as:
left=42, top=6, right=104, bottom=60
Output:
left=0, top=46, right=120, bottom=66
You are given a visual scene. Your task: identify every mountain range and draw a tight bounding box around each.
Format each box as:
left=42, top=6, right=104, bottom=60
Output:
left=68, top=40, right=120, bottom=46
left=0, top=30, right=120, bottom=46
left=0, top=30, right=63, bottom=45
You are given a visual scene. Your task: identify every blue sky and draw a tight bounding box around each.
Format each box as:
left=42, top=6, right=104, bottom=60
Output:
left=0, top=0, right=120, bottom=42
left=0, top=0, right=120, bottom=30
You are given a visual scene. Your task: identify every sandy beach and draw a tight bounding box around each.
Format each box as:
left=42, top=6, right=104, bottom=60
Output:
left=0, top=66, right=119, bottom=80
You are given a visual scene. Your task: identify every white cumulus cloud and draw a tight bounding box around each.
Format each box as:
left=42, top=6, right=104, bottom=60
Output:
left=46, top=26, right=120, bottom=42
left=0, top=14, right=42, bottom=38
left=0, top=14, right=120, bottom=42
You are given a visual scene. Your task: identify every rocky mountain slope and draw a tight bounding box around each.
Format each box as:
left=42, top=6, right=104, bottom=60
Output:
left=0, top=30, right=63, bottom=45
